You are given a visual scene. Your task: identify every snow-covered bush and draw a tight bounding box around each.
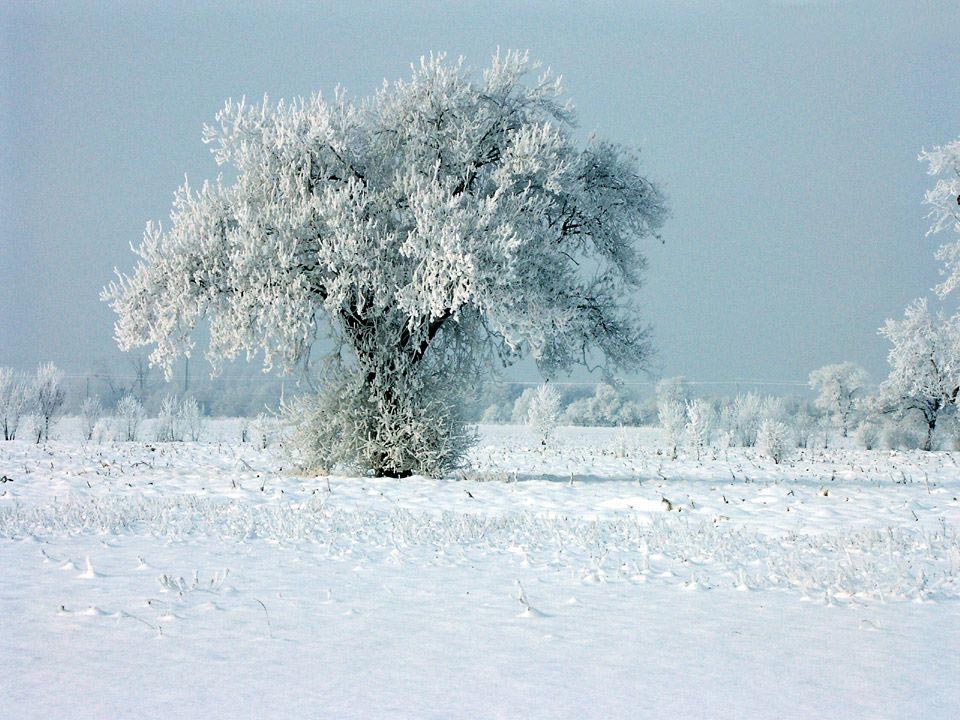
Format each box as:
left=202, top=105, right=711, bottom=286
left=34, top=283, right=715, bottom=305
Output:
left=564, top=383, right=646, bottom=426
left=179, top=396, right=205, bottom=442
left=511, top=388, right=538, bottom=425
left=284, top=370, right=475, bottom=478
left=685, top=398, right=713, bottom=460
left=791, top=409, right=817, bottom=449
left=658, top=397, right=686, bottom=460
left=481, top=403, right=510, bottom=424
left=729, top=393, right=763, bottom=447
left=808, top=362, right=869, bottom=437
left=102, top=51, right=667, bottom=477
left=0, top=367, right=29, bottom=440
left=116, top=394, right=145, bottom=442
left=91, top=417, right=116, bottom=443
left=32, top=362, right=65, bottom=443
left=758, top=419, right=790, bottom=464
left=856, top=420, right=881, bottom=450
left=80, top=396, right=103, bottom=441
left=882, top=417, right=923, bottom=451
left=527, top=383, right=561, bottom=448
left=154, top=394, right=182, bottom=442
left=251, top=413, right=275, bottom=450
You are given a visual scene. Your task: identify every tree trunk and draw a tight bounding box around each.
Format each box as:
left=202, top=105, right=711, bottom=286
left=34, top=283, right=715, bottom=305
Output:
left=923, top=419, right=936, bottom=452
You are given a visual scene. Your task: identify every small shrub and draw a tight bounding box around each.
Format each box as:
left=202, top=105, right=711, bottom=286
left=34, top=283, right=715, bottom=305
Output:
left=856, top=420, right=881, bottom=450
left=32, top=362, right=65, bottom=443
left=0, top=367, right=30, bottom=441
left=511, top=388, right=538, bottom=424
left=791, top=410, right=817, bottom=449
left=116, top=395, right=144, bottom=441
left=658, top=398, right=686, bottom=460
left=154, top=395, right=182, bottom=442
left=882, top=418, right=922, bottom=450
left=283, top=370, right=475, bottom=478
left=80, top=396, right=103, bottom=441
left=685, top=399, right=714, bottom=460
left=251, top=412, right=274, bottom=450
left=92, top=417, right=115, bottom=443
left=179, top=396, right=205, bottom=441
left=758, top=419, right=790, bottom=464
left=527, top=383, right=561, bottom=449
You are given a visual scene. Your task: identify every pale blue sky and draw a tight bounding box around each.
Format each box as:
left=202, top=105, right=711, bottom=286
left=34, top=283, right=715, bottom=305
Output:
left=2, top=1, right=958, bottom=386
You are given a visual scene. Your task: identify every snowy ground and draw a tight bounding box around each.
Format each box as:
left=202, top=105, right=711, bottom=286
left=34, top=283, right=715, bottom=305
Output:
left=2, top=423, right=959, bottom=719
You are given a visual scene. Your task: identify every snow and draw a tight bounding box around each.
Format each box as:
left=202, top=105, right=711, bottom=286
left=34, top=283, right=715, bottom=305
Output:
left=2, top=422, right=959, bottom=718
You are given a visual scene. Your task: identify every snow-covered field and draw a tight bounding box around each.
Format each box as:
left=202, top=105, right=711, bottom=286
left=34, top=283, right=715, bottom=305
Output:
left=2, top=422, right=959, bottom=719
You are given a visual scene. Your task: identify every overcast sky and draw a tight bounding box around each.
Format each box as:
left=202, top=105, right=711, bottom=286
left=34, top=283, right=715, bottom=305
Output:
left=2, top=0, right=958, bottom=388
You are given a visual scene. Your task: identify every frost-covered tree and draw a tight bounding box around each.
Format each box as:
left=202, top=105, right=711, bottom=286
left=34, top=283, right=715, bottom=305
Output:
left=116, top=394, right=145, bottom=442
left=102, top=51, right=667, bottom=477
left=511, top=387, right=539, bottom=425
left=0, top=367, right=29, bottom=441
left=179, top=396, right=205, bottom=442
left=808, top=362, right=869, bottom=437
left=685, top=398, right=713, bottom=460
left=790, top=409, right=815, bottom=449
left=658, top=397, right=686, bottom=460
left=730, top=393, right=763, bottom=447
left=527, top=383, right=561, bottom=448
left=758, top=419, right=790, bottom=464
left=32, top=363, right=65, bottom=443
left=155, top=394, right=182, bottom=442
left=920, top=136, right=960, bottom=297
left=80, top=396, right=103, bottom=442
left=855, top=419, right=881, bottom=450
left=563, top=382, right=644, bottom=426
left=877, top=298, right=960, bottom=451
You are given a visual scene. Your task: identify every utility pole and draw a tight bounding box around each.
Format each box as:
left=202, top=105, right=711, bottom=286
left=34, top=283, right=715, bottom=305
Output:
left=183, top=357, right=190, bottom=395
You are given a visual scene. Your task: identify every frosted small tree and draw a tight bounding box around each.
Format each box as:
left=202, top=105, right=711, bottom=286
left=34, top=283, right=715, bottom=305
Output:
left=154, top=394, right=182, bottom=442
left=730, top=393, right=763, bottom=447
left=116, top=394, right=145, bottom=441
left=32, top=362, right=65, bottom=443
left=877, top=298, right=960, bottom=451
left=0, top=367, right=29, bottom=441
left=251, top=412, right=275, bottom=450
left=527, top=383, right=561, bottom=448
left=758, top=419, right=790, bottom=464
left=179, top=396, right=205, bottom=442
left=658, top=397, right=686, bottom=460
left=791, top=407, right=817, bottom=449
left=920, top=136, right=960, bottom=297
left=102, top=51, right=667, bottom=477
left=808, top=362, right=869, bottom=437
left=511, top=387, right=539, bottom=425
left=856, top=419, right=881, bottom=450
left=685, top=398, right=713, bottom=460
left=80, top=396, right=103, bottom=441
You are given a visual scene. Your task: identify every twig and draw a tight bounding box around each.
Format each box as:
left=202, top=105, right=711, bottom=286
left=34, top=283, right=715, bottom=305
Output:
left=255, top=598, right=273, bottom=639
